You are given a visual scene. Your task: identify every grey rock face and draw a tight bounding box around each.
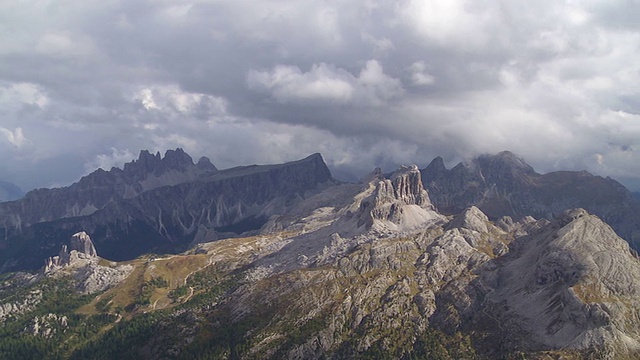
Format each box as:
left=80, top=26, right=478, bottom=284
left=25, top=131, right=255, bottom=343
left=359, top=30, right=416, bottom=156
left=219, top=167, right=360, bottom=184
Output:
left=446, top=206, right=489, bottom=233
left=0, top=148, right=217, bottom=232
left=356, top=165, right=442, bottom=231
left=421, top=150, right=640, bottom=249
left=74, top=262, right=133, bottom=295
left=69, top=231, right=97, bottom=257
left=0, top=156, right=638, bottom=358
left=44, top=231, right=99, bottom=273
left=24, top=313, right=68, bottom=338
left=43, top=232, right=132, bottom=294
left=471, top=208, right=640, bottom=356
left=226, top=188, right=640, bottom=358
left=0, top=289, right=42, bottom=322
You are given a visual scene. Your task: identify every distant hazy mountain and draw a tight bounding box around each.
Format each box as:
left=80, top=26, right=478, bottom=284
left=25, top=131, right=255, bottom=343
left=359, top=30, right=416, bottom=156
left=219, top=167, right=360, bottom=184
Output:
left=421, top=151, right=640, bottom=249
left=0, top=180, right=23, bottom=202
left=0, top=148, right=217, bottom=228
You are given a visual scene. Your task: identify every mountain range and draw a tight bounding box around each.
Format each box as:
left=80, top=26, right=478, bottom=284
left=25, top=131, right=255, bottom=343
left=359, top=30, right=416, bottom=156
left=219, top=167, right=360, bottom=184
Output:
left=0, top=149, right=639, bottom=359
left=2, top=149, right=638, bottom=273
left=422, top=151, right=640, bottom=250
left=0, top=149, right=334, bottom=271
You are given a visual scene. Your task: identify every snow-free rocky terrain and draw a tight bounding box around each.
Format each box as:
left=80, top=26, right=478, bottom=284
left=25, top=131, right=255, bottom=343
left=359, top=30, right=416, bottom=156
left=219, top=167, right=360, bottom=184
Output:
left=0, top=150, right=639, bottom=359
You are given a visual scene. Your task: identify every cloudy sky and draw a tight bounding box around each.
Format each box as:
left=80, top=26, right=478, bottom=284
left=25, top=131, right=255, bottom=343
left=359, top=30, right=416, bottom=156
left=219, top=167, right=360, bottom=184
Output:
left=1, top=0, right=640, bottom=191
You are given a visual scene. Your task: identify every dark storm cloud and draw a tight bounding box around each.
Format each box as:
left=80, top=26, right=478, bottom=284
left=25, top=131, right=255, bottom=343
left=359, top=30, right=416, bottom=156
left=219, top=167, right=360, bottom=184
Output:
left=1, top=0, right=640, bottom=190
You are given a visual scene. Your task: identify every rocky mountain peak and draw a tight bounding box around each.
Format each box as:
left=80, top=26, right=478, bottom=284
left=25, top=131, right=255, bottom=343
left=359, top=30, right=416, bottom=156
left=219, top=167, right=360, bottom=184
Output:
left=128, top=150, right=161, bottom=174
left=481, top=208, right=640, bottom=353
left=357, top=164, right=441, bottom=231
left=44, top=231, right=98, bottom=273
left=387, top=165, right=431, bottom=207
left=422, top=156, right=447, bottom=180
left=287, top=153, right=334, bottom=183
left=161, top=148, right=194, bottom=171
left=447, top=206, right=490, bottom=233
left=360, top=167, right=383, bottom=183
left=420, top=150, right=640, bottom=250
left=196, top=156, right=217, bottom=172
left=473, top=150, right=536, bottom=177
left=123, top=148, right=196, bottom=177
left=42, top=231, right=133, bottom=294
left=69, top=231, right=97, bottom=257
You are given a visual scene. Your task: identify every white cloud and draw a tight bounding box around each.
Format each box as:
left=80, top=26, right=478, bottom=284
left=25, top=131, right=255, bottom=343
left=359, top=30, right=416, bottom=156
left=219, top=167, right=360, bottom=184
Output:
left=396, top=0, right=495, bottom=48
left=84, top=148, right=135, bottom=173
left=0, top=82, right=49, bottom=108
left=362, top=32, right=394, bottom=53
left=247, top=60, right=402, bottom=105
left=2, top=0, right=640, bottom=191
left=247, top=63, right=355, bottom=104
left=134, top=85, right=228, bottom=117
left=357, top=59, right=404, bottom=104
left=136, top=89, right=158, bottom=110
left=0, top=127, right=31, bottom=148
left=409, top=61, right=435, bottom=86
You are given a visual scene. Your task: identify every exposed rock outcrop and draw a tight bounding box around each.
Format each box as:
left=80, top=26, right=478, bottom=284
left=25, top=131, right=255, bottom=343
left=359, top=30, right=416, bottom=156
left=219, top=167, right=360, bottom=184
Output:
left=24, top=313, right=69, bottom=338
left=44, top=231, right=98, bottom=273
left=217, top=197, right=640, bottom=359
left=473, top=208, right=640, bottom=357
left=357, top=165, right=442, bottom=231
left=1, top=156, right=640, bottom=359
left=44, top=232, right=132, bottom=294
left=0, top=289, right=42, bottom=323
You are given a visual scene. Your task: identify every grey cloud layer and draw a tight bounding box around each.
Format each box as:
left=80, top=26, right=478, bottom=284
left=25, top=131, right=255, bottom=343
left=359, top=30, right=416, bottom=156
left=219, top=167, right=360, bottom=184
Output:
left=1, top=0, right=639, bottom=190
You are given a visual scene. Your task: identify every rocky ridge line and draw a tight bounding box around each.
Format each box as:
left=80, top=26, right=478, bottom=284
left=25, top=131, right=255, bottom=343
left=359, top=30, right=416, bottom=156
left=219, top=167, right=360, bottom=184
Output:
left=421, top=150, right=640, bottom=249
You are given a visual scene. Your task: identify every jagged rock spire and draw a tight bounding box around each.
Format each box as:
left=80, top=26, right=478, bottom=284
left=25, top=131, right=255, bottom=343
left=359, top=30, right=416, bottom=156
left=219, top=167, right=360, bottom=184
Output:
left=357, top=164, right=441, bottom=231
left=69, top=231, right=97, bottom=257
left=44, top=231, right=98, bottom=273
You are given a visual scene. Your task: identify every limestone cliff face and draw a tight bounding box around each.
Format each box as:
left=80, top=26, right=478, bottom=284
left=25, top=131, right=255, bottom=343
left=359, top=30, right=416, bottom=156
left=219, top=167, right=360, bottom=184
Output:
left=69, top=231, right=97, bottom=257
left=44, top=231, right=97, bottom=273
left=43, top=231, right=132, bottom=294
left=223, top=178, right=640, bottom=358
left=200, top=201, right=640, bottom=359
left=357, top=165, right=441, bottom=231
